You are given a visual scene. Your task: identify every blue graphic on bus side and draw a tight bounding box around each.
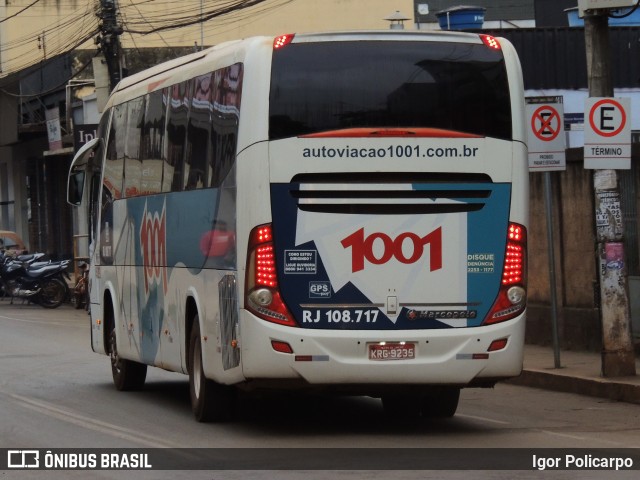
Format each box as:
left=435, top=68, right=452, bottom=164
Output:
left=109, top=187, right=236, bottom=362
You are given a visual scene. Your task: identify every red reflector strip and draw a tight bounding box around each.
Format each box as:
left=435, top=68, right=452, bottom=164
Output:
left=295, top=355, right=330, bottom=362
left=488, top=338, right=509, bottom=352
left=271, top=340, right=294, bottom=354
left=300, top=128, right=483, bottom=139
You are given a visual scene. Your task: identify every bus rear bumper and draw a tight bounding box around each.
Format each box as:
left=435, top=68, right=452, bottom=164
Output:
left=239, top=310, right=526, bottom=389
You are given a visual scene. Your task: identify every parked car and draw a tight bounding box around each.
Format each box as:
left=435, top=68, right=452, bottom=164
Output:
left=0, top=230, right=27, bottom=254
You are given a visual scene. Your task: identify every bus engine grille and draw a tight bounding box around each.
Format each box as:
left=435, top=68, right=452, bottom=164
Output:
left=289, top=172, right=493, bottom=215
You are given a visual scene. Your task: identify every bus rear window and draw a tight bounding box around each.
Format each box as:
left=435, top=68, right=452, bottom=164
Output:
left=269, top=40, right=512, bottom=140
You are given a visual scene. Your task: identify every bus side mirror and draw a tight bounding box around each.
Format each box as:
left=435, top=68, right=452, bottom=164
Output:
left=67, top=170, right=86, bottom=206
left=67, top=137, right=101, bottom=206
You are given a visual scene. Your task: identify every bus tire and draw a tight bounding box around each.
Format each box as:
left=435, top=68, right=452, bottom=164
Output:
left=188, top=318, right=236, bottom=423
left=381, top=394, right=421, bottom=419
left=108, top=316, right=147, bottom=391
left=420, top=388, right=460, bottom=418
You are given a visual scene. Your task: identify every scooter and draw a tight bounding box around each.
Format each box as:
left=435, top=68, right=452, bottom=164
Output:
left=0, top=253, right=71, bottom=308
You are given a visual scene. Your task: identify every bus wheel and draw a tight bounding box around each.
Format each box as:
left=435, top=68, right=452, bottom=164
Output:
left=381, top=394, right=421, bottom=419
left=420, top=388, right=460, bottom=418
left=188, top=317, right=236, bottom=422
left=108, top=324, right=147, bottom=391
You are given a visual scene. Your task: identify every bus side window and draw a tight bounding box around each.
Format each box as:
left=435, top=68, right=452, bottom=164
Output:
left=88, top=172, right=100, bottom=245
left=185, top=73, right=213, bottom=190
left=210, top=63, right=243, bottom=188
left=123, top=96, right=145, bottom=197
left=104, top=103, right=126, bottom=199
left=165, top=80, right=192, bottom=192
left=140, top=89, right=166, bottom=195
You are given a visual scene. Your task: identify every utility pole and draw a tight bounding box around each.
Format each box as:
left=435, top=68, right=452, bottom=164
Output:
left=97, top=0, right=125, bottom=92
left=584, top=10, right=636, bottom=377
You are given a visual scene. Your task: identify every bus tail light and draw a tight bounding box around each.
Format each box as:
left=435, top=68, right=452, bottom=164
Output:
left=246, top=224, right=297, bottom=327
left=484, top=223, right=527, bottom=325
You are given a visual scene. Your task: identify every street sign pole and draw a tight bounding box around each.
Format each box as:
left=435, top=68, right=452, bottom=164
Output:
left=544, top=171, right=561, bottom=368
left=584, top=11, right=636, bottom=377
left=526, top=96, right=565, bottom=368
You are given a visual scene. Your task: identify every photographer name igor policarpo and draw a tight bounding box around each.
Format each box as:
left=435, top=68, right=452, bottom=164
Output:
left=533, top=454, right=634, bottom=471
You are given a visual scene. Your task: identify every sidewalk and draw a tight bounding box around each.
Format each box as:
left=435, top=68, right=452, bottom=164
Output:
left=509, top=344, right=640, bottom=405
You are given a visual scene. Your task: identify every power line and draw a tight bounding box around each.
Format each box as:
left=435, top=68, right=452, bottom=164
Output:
left=122, top=0, right=274, bottom=35
left=123, top=0, right=172, bottom=47
left=0, top=0, right=42, bottom=24
left=0, top=0, right=296, bottom=81
left=0, top=1, right=98, bottom=74
left=0, top=52, right=98, bottom=99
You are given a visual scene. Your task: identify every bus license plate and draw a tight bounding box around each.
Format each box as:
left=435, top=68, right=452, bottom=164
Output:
left=368, top=343, right=415, bottom=361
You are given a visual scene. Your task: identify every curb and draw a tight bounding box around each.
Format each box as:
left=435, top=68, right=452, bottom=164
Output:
left=507, top=369, right=640, bottom=405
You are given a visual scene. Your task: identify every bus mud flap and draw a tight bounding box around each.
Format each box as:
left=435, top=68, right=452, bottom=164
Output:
left=219, top=274, right=240, bottom=370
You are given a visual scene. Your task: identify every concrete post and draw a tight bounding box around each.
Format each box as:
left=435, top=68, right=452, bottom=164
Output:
left=584, top=12, right=636, bottom=377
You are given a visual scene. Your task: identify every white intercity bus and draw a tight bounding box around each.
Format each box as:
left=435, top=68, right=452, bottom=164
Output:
left=68, top=30, right=528, bottom=422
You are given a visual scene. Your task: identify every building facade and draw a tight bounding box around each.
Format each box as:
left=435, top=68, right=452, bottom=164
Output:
left=0, top=0, right=638, bottom=347
left=0, top=0, right=414, bottom=256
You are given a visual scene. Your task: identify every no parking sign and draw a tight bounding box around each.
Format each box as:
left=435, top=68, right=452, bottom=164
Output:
left=526, top=97, right=566, bottom=172
left=584, top=97, right=631, bottom=170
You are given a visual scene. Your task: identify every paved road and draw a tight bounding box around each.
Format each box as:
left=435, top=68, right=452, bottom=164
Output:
left=1, top=303, right=639, bottom=479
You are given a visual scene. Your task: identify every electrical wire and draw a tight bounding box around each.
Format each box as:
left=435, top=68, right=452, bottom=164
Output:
left=0, top=1, right=99, bottom=74
left=121, top=0, right=280, bottom=35
left=608, top=0, right=640, bottom=19
left=123, top=0, right=172, bottom=47
left=0, top=52, right=98, bottom=99
left=0, top=0, right=41, bottom=23
left=0, top=0, right=296, bottom=96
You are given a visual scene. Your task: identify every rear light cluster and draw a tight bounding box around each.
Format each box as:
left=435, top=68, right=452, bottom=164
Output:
left=246, top=224, right=297, bottom=327
left=503, top=224, right=525, bottom=285
left=484, top=222, right=527, bottom=325
left=255, top=231, right=276, bottom=287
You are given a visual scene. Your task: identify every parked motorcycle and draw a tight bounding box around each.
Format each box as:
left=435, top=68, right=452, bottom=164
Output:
left=0, top=252, right=71, bottom=308
left=73, top=261, right=89, bottom=310
left=12, top=252, right=47, bottom=265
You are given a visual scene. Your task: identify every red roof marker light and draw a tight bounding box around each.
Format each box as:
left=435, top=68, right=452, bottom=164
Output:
left=480, top=34, right=501, bottom=50
left=274, top=34, right=295, bottom=49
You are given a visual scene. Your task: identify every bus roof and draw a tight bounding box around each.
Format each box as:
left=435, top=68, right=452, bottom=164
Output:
left=288, top=30, right=486, bottom=45
left=109, top=30, right=493, bottom=96
left=105, top=29, right=506, bottom=113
